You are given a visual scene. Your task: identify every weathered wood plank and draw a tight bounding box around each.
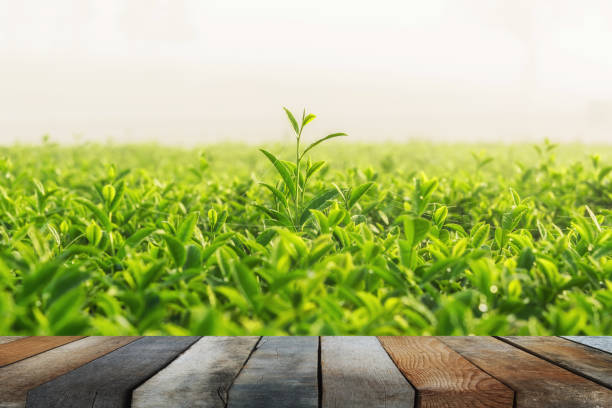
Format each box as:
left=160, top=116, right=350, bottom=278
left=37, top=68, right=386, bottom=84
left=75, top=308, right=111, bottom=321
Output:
left=0, top=336, right=84, bottom=367
left=321, top=336, right=415, bottom=408
left=25, top=336, right=200, bottom=408
left=441, top=336, right=612, bottom=408
left=227, top=336, right=319, bottom=408
left=0, top=336, right=139, bottom=408
left=132, top=336, right=259, bottom=408
left=0, top=337, right=27, bottom=346
left=501, top=336, right=612, bottom=388
left=563, top=336, right=612, bottom=354
left=379, top=336, right=514, bottom=408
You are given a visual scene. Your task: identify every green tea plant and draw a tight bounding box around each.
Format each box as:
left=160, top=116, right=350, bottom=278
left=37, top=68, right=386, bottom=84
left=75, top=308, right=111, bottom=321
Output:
left=0, top=131, right=611, bottom=336
left=258, top=108, right=348, bottom=231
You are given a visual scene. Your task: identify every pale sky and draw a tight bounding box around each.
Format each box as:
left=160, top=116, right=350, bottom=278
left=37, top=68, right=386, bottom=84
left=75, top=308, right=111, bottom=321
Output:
left=1, top=0, right=611, bottom=144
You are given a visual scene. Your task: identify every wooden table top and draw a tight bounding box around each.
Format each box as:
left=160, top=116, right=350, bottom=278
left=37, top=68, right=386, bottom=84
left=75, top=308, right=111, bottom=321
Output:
left=0, top=336, right=610, bottom=408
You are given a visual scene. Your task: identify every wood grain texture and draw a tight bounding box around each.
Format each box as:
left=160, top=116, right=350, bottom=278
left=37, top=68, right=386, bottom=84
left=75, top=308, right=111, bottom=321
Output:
left=321, top=336, right=415, bottom=408
left=0, top=336, right=139, bottom=408
left=0, top=337, right=27, bottom=346
left=563, top=337, right=612, bottom=354
left=501, top=336, right=612, bottom=388
left=227, top=336, right=319, bottom=408
left=0, top=336, right=84, bottom=367
left=132, top=336, right=259, bottom=408
left=441, top=336, right=612, bottom=408
left=378, top=336, right=514, bottom=408
left=25, top=336, right=200, bottom=408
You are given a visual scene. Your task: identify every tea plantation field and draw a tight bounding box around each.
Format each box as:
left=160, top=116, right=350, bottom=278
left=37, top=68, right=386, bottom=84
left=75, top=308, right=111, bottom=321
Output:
left=1, top=141, right=611, bottom=335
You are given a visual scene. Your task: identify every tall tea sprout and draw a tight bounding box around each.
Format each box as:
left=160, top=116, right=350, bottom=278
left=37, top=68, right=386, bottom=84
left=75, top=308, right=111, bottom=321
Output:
left=259, top=107, right=347, bottom=230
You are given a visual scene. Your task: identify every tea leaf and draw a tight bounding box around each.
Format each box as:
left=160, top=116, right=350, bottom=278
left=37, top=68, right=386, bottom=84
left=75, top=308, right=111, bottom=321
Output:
left=283, top=107, right=300, bottom=135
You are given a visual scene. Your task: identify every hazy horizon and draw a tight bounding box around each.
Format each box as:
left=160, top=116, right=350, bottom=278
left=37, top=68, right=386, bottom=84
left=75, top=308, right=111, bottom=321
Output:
left=2, top=1, right=611, bottom=145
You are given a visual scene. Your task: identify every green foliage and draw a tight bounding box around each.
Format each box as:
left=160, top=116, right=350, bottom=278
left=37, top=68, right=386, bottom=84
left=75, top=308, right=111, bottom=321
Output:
left=259, top=108, right=347, bottom=231
left=0, top=135, right=611, bottom=335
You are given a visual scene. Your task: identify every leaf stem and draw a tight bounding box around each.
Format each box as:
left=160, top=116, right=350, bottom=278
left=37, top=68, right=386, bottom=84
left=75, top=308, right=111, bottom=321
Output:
left=295, top=132, right=301, bottom=230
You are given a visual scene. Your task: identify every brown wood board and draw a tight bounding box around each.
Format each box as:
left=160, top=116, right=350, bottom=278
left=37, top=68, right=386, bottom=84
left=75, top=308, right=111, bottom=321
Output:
left=378, top=336, right=514, bottom=408
left=563, top=336, right=612, bottom=354
left=321, top=336, right=415, bottom=407
left=227, top=336, right=319, bottom=408
left=441, top=336, right=612, bottom=408
left=0, top=336, right=84, bottom=367
left=501, top=336, right=612, bottom=388
left=0, top=337, right=27, bottom=346
left=0, top=336, right=139, bottom=408
left=25, top=336, right=200, bottom=408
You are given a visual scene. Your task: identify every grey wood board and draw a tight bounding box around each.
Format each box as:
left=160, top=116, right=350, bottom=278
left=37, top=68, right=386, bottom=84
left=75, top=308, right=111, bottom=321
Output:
left=132, top=336, right=259, bottom=408
left=321, top=336, right=415, bottom=408
left=25, top=336, right=200, bottom=408
left=227, top=336, right=319, bottom=408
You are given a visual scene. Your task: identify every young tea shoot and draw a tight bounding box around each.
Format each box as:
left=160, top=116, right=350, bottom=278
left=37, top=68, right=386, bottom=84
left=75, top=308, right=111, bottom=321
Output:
left=258, top=107, right=347, bottom=231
